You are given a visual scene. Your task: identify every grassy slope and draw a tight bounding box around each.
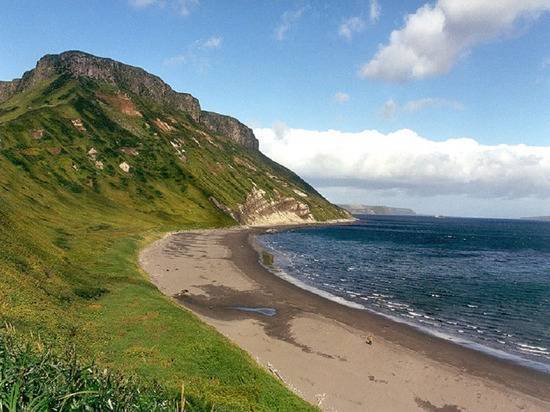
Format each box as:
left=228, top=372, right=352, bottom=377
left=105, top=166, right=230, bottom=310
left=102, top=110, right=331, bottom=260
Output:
left=0, top=75, right=326, bottom=410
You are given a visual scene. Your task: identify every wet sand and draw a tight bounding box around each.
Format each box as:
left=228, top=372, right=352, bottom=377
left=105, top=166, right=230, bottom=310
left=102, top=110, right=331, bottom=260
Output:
left=140, top=227, right=550, bottom=411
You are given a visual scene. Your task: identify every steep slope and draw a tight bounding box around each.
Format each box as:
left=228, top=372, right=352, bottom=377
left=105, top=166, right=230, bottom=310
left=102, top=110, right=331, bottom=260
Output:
left=0, top=51, right=349, bottom=410
left=0, top=51, right=347, bottom=226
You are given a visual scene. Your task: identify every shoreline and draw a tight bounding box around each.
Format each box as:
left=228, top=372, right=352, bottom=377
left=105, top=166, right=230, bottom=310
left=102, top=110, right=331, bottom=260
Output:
left=140, top=226, right=550, bottom=411
left=246, top=228, right=550, bottom=396
left=253, top=227, right=550, bottom=376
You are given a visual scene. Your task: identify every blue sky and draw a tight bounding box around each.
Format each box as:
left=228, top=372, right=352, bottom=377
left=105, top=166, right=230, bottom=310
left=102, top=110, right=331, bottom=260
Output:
left=2, top=1, right=550, bottom=217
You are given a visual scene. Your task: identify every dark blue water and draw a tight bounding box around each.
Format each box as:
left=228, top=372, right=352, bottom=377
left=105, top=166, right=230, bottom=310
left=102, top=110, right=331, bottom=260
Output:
left=257, top=215, right=550, bottom=373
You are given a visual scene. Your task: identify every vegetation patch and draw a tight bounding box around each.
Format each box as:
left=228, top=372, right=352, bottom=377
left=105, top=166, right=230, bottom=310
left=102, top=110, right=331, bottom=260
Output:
left=261, top=251, right=274, bottom=267
left=73, top=286, right=108, bottom=300
left=0, top=326, right=209, bottom=411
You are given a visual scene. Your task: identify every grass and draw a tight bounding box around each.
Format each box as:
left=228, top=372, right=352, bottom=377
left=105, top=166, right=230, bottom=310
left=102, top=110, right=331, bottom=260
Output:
left=0, top=73, right=332, bottom=410
left=0, top=201, right=314, bottom=410
left=0, top=324, right=195, bottom=411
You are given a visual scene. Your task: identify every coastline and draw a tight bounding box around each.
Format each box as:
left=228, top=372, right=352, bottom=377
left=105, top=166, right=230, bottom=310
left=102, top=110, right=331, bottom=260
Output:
left=254, top=225, right=550, bottom=375
left=140, top=226, right=550, bottom=411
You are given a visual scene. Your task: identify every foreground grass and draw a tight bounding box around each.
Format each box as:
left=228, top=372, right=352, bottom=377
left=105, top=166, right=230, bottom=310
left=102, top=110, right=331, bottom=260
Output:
left=0, top=178, right=315, bottom=410
left=0, top=325, right=191, bottom=411
left=0, top=204, right=315, bottom=411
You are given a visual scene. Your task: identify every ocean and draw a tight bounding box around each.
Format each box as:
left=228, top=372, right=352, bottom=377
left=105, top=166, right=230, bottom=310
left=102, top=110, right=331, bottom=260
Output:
left=256, top=215, right=550, bottom=373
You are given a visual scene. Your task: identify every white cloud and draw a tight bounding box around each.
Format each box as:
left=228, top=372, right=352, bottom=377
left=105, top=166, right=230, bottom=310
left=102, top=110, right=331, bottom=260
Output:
left=361, top=0, right=550, bottom=82
left=380, top=99, right=398, bottom=119
left=339, top=0, right=380, bottom=41
left=370, top=0, right=381, bottom=23
left=129, top=0, right=158, bottom=7
left=128, top=0, right=199, bottom=16
left=334, top=92, right=350, bottom=103
left=339, top=17, right=366, bottom=40
left=163, top=36, right=221, bottom=68
left=202, top=36, right=222, bottom=49
left=254, top=126, right=550, bottom=199
left=272, top=121, right=290, bottom=140
left=275, top=7, right=306, bottom=41
left=379, top=97, right=464, bottom=118
left=403, top=97, right=464, bottom=113
left=163, top=54, right=187, bottom=66
left=175, top=0, right=199, bottom=16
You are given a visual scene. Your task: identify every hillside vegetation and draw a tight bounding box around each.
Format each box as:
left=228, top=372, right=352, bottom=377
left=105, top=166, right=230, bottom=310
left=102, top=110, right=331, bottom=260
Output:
left=0, top=51, right=347, bottom=410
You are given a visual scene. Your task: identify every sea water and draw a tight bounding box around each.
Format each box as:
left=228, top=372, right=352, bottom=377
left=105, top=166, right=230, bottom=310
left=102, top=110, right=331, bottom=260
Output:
left=256, top=215, right=550, bottom=373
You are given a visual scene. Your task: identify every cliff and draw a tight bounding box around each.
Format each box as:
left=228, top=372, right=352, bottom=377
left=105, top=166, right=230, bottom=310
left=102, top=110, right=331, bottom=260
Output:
left=0, top=51, right=257, bottom=150
left=200, top=111, right=258, bottom=150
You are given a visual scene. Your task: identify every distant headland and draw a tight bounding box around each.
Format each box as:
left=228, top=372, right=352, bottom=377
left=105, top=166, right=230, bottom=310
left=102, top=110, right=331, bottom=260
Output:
left=339, top=204, right=416, bottom=216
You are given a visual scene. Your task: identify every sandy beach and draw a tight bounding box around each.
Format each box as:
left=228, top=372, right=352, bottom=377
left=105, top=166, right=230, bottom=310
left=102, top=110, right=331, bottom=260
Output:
left=139, top=227, right=550, bottom=412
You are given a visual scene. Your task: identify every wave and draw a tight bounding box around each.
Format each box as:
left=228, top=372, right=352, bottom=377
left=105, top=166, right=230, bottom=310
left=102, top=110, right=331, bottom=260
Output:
left=517, top=343, right=549, bottom=356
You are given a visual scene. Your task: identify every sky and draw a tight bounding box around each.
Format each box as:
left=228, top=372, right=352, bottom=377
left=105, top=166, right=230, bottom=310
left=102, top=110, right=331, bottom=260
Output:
left=1, top=0, right=550, bottom=217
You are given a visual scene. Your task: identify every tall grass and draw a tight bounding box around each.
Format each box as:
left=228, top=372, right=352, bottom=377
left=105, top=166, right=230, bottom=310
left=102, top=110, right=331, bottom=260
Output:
left=0, top=325, right=208, bottom=411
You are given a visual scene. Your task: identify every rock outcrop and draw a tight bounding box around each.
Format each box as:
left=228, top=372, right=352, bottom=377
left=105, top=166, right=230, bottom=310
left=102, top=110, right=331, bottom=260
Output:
left=0, top=51, right=258, bottom=150
left=0, top=51, right=201, bottom=121
left=0, top=81, right=18, bottom=103
left=200, top=111, right=258, bottom=150
left=235, top=188, right=315, bottom=226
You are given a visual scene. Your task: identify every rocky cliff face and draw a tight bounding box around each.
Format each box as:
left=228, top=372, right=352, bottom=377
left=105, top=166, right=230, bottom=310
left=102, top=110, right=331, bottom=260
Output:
left=0, top=51, right=258, bottom=150
left=238, top=188, right=315, bottom=226
left=210, top=188, right=315, bottom=226
left=200, top=111, right=258, bottom=150
left=0, top=80, right=19, bottom=103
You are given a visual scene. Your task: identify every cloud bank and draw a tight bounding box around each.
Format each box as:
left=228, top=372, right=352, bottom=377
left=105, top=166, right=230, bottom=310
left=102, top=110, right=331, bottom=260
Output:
left=254, top=126, right=550, bottom=199
left=361, top=0, right=550, bottom=82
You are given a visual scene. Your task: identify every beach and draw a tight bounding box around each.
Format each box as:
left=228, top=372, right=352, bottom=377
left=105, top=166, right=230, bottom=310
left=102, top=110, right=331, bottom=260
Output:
left=139, top=227, right=550, bottom=412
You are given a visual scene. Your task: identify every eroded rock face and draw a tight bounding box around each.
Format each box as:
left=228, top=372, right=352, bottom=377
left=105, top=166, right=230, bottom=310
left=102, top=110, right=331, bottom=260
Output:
left=34, top=51, right=201, bottom=122
left=233, top=188, right=315, bottom=226
left=0, top=51, right=259, bottom=150
left=200, top=111, right=258, bottom=151
left=0, top=81, right=19, bottom=103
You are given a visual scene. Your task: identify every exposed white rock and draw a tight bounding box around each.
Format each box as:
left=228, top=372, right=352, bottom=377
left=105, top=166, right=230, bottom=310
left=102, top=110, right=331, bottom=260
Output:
left=87, top=147, right=98, bottom=159
left=119, top=161, right=130, bottom=173
left=236, top=188, right=315, bottom=226
left=71, top=119, right=86, bottom=131
left=87, top=148, right=104, bottom=169
left=169, top=138, right=186, bottom=162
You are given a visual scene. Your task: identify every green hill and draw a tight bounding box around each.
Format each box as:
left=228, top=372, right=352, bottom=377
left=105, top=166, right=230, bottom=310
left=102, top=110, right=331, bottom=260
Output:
left=0, top=51, right=348, bottom=410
